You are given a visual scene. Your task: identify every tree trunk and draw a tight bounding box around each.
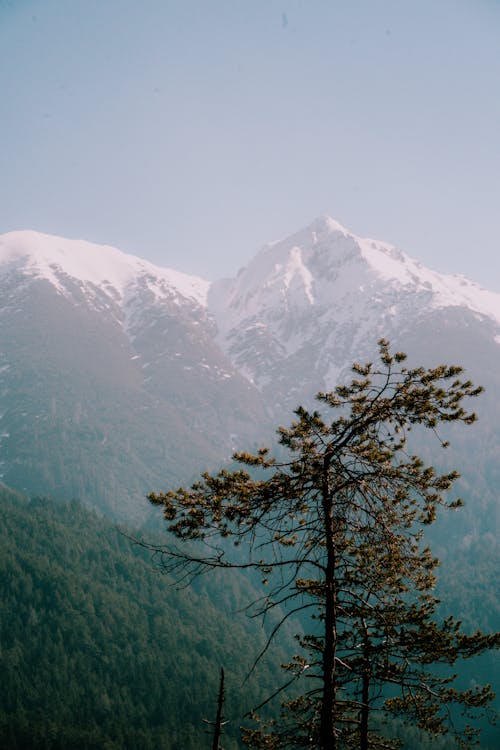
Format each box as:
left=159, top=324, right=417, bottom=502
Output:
left=212, top=667, right=225, bottom=750
left=360, top=628, right=370, bottom=750
left=320, top=458, right=338, bottom=750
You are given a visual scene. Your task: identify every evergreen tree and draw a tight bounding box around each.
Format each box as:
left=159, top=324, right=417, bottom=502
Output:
left=149, top=340, right=499, bottom=749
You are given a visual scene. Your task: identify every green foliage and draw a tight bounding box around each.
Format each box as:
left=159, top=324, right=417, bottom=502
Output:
left=149, top=340, right=499, bottom=750
left=0, top=485, right=286, bottom=749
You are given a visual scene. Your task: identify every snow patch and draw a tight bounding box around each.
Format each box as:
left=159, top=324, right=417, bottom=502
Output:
left=283, top=247, right=315, bottom=305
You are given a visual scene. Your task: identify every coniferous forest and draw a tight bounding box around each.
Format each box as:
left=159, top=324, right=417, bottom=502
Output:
left=0, top=485, right=291, bottom=750
left=0, top=474, right=498, bottom=748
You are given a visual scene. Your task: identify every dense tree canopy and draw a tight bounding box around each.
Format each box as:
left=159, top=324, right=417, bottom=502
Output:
left=0, top=486, right=287, bottom=750
left=149, top=340, right=499, bottom=750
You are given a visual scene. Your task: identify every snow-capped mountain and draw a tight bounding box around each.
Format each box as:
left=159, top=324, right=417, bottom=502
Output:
left=0, top=218, right=499, bottom=522
left=0, top=230, right=268, bottom=517
left=209, top=216, right=500, bottom=415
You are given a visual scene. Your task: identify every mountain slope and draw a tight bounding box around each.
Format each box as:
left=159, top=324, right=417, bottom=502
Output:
left=0, top=231, right=268, bottom=518
left=0, top=485, right=291, bottom=750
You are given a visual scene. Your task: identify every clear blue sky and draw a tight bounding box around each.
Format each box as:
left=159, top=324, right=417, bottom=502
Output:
left=1, top=0, right=499, bottom=289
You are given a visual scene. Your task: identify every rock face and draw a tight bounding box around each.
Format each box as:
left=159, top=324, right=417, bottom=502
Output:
left=1, top=219, right=499, bottom=523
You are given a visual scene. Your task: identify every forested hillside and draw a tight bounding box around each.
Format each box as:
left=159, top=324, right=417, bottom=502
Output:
left=0, top=486, right=289, bottom=750
left=1, top=478, right=497, bottom=750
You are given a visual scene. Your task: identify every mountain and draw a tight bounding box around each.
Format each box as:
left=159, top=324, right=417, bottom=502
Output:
left=0, top=230, right=268, bottom=518
left=0, top=218, right=498, bottom=747
left=210, top=215, right=500, bottom=418
left=210, top=215, right=500, bottom=546
left=0, top=218, right=499, bottom=528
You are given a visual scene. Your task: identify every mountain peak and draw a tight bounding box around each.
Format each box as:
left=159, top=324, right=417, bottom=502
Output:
left=309, top=215, right=351, bottom=236
left=0, top=229, right=209, bottom=306
left=210, top=216, right=500, bottom=402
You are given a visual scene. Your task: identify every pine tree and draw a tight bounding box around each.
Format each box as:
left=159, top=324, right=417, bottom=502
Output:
left=149, top=340, right=499, bottom=749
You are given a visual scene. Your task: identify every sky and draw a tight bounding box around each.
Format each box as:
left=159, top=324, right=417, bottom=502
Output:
left=1, top=0, right=499, bottom=289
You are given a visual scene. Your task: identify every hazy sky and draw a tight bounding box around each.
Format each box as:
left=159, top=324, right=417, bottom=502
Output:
left=1, top=0, right=499, bottom=289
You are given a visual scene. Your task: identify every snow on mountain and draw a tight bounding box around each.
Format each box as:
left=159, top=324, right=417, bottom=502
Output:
left=1, top=218, right=500, bottom=514
left=0, top=230, right=209, bottom=307
left=2, top=219, right=499, bottom=422
left=211, top=215, right=500, bottom=334
left=208, top=216, right=500, bottom=413
left=0, top=230, right=250, bottom=401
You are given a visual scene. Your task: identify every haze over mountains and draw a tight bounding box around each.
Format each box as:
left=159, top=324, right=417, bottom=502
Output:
left=1, top=216, right=499, bottom=523
left=1, top=216, right=499, bottom=748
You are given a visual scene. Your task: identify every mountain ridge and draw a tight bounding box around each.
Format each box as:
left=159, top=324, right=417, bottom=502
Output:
left=0, top=229, right=209, bottom=309
left=2, top=219, right=500, bottom=328
left=210, top=215, right=500, bottom=334
left=1, top=217, right=499, bottom=517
